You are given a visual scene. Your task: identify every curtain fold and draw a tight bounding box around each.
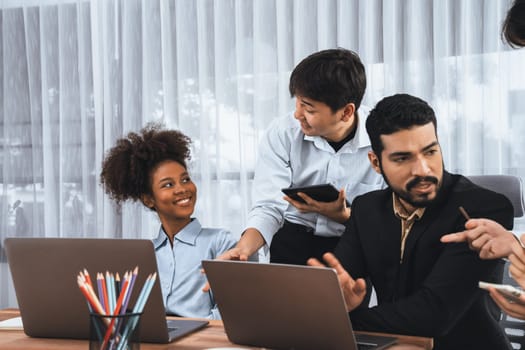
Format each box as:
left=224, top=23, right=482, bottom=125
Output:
left=1, top=0, right=523, bottom=308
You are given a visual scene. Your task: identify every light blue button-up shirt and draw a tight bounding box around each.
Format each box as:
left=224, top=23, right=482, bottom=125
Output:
left=246, top=108, right=385, bottom=246
left=152, top=218, right=237, bottom=319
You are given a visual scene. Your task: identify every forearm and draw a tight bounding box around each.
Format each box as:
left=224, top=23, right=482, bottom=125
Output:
left=349, top=291, right=451, bottom=336
left=236, top=228, right=266, bottom=257
left=350, top=250, right=503, bottom=337
left=323, top=206, right=351, bottom=224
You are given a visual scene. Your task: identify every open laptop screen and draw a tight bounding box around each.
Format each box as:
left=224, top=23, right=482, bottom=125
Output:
left=202, top=260, right=396, bottom=350
left=5, top=237, right=207, bottom=343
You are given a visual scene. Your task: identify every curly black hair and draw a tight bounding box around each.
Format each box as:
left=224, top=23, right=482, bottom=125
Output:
left=100, top=122, right=192, bottom=206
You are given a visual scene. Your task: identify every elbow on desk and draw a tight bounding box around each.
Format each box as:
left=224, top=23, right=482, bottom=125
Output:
left=400, top=314, right=451, bottom=338
left=351, top=307, right=450, bottom=338
left=414, top=308, right=479, bottom=339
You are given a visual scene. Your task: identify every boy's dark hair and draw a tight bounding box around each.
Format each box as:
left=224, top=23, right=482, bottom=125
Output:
left=100, top=122, right=191, bottom=205
left=289, top=48, right=366, bottom=112
left=366, top=94, right=437, bottom=159
left=502, top=0, right=525, bottom=48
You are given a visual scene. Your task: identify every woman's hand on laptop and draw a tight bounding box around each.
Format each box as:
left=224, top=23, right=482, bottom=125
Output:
left=307, top=252, right=367, bottom=312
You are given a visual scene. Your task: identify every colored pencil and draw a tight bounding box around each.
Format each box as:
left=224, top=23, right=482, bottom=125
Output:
left=116, top=273, right=157, bottom=350
left=113, top=271, right=136, bottom=347
left=136, top=272, right=156, bottom=312
left=115, top=272, right=121, bottom=297
left=76, top=267, right=155, bottom=350
left=77, top=270, right=94, bottom=313
left=83, top=268, right=93, bottom=288
left=113, top=272, right=130, bottom=314
left=96, top=273, right=106, bottom=313
left=77, top=276, right=105, bottom=315
left=106, top=271, right=115, bottom=314
left=101, top=272, right=131, bottom=349
left=79, top=272, right=103, bottom=313
left=120, top=266, right=138, bottom=315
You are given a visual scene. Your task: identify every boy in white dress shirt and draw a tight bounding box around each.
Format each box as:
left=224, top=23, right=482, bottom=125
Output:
left=218, top=48, right=384, bottom=265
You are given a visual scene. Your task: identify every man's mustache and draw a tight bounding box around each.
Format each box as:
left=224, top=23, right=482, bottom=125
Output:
left=406, top=176, right=438, bottom=191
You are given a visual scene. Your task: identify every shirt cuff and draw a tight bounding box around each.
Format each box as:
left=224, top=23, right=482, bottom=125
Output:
left=245, top=215, right=280, bottom=247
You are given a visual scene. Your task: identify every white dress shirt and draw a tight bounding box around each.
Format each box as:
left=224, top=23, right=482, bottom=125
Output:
left=246, top=107, right=385, bottom=246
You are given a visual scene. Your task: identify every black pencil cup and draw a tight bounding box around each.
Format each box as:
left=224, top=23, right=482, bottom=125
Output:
left=89, top=312, right=141, bottom=350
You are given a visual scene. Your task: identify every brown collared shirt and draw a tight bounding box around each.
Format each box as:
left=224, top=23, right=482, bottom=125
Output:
left=392, top=193, right=425, bottom=263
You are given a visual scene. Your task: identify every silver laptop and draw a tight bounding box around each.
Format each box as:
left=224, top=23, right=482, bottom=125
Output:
left=4, top=237, right=208, bottom=343
left=202, top=260, right=397, bottom=350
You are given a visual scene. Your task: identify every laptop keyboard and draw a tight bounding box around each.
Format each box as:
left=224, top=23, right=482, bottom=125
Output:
left=355, top=333, right=397, bottom=350
left=357, top=343, right=378, bottom=350
left=166, top=320, right=179, bottom=332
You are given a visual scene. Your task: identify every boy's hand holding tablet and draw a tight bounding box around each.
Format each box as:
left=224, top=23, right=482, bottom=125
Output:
left=281, top=183, right=340, bottom=203
left=281, top=184, right=350, bottom=224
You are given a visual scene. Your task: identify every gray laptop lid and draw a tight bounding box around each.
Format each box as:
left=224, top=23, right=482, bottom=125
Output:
left=4, top=237, right=208, bottom=343
left=202, top=260, right=397, bottom=350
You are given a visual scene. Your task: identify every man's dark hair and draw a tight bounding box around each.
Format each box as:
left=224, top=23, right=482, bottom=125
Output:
left=503, top=0, right=525, bottom=48
left=366, top=94, right=437, bottom=159
left=100, top=122, right=192, bottom=205
left=289, top=48, right=366, bottom=113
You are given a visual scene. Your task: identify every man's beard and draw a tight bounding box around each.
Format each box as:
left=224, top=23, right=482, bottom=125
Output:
left=394, top=176, right=440, bottom=208
left=384, top=174, right=441, bottom=208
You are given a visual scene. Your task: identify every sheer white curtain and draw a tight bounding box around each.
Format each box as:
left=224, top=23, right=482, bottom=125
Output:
left=1, top=0, right=522, bottom=308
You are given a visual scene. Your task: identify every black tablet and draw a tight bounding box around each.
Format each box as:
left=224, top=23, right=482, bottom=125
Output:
left=281, top=184, right=340, bottom=203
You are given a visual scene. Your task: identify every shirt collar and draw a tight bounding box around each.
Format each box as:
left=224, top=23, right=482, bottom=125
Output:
left=353, top=105, right=373, bottom=149
left=152, top=218, right=202, bottom=249
left=392, top=193, right=426, bottom=221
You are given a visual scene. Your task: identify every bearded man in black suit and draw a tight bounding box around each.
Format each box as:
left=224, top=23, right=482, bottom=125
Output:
left=309, top=93, right=513, bottom=350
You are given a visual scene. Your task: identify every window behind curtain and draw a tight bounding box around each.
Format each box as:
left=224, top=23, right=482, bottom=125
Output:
left=1, top=0, right=523, bottom=309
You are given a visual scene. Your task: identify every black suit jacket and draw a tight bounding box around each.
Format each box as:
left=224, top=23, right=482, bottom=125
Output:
left=335, top=172, right=514, bottom=350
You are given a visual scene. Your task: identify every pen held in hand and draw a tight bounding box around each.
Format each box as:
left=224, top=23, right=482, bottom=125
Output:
left=459, top=206, right=470, bottom=221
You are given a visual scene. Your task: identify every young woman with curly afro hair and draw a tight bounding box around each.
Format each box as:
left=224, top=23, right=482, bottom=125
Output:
left=100, top=123, right=237, bottom=319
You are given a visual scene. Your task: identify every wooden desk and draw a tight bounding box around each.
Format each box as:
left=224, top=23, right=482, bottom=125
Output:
left=0, top=308, right=432, bottom=349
